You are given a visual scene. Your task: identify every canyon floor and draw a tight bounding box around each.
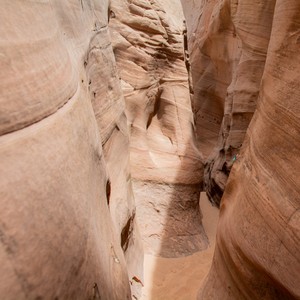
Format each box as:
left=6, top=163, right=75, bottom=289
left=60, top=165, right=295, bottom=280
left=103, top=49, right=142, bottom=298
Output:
left=140, top=193, right=219, bottom=300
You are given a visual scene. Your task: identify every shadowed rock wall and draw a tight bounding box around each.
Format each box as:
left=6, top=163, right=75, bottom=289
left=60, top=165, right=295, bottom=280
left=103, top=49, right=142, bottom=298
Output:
left=0, top=1, right=142, bottom=299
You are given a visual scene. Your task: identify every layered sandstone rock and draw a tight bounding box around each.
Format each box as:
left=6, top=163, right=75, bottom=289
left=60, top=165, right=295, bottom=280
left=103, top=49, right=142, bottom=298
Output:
left=195, top=0, right=300, bottom=298
left=181, top=0, right=276, bottom=205
left=0, top=1, right=142, bottom=299
left=109, top=0, right=208, bottom=257
left=2, top=0, right=299, bottom=299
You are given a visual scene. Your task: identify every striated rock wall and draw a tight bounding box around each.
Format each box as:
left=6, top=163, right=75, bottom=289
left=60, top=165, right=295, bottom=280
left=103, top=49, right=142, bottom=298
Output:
left=181, top=0, right=276, bottom=205
left=181, top=0, right=300, bottom=298
left=109, top=0, right=208, bottom=257
left=2, top=0, right=299, bottom=299
left=0, top=1, right=142, bottom=299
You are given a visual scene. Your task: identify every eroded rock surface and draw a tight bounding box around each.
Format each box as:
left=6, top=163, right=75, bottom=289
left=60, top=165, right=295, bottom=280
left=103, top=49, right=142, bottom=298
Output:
left=181, top=0, right=276, bottom=205
left=2, top=0, right=299, bottom=299
left=0, top=1, right=142, bottom=299
left=110, top=0, right=208, bottom=257
left=186, top=0, right=300, bottom=298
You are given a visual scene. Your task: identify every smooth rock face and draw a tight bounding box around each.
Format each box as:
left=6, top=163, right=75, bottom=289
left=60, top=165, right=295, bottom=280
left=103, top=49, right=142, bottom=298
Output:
left=110, top=0, right=208, bottom=257
left=181, top=0, right=276, bottom=205
left=185, top=0, right=300, bottom=298
left=0, top=1, right=142, bottom=299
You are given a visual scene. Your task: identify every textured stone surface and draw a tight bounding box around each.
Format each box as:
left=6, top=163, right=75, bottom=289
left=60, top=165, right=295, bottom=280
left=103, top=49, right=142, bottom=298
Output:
left=110, top=0, right=202, bottom=185
left=196, top=0, right=300, bottom=298
left=2, top=0, right=299, bottom=299
left=140, top=193, right=219, bottom=300
left=0, top=1, right=142, bottom=299
left=181, top=0, right=276, bottom=205
left=134, top=181, right=207, bottom=257
left=110, top=0, right=207, bottom=257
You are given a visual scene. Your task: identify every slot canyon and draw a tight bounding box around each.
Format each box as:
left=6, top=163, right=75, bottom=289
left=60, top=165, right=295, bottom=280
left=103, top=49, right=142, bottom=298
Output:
left=0, top=0, right=299, bottom=299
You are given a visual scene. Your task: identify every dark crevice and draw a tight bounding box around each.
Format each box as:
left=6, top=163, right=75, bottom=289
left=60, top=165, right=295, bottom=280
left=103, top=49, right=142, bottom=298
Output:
left=146, top=89, right=162, bottom=129
left=121, top=212, right=135, bottom=252
left=91, top=283, right=101, bottom=300
left=106, top=180, right=111, bottom=206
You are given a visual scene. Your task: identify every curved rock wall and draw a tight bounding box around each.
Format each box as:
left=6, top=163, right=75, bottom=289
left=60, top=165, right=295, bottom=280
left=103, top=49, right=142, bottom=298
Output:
left=110, top=0, right=202, bottom=185
left=181, top=0, right=300, bottom=298
left=2, top=0, right=299, bottom=298
left=181, top=0, right=276, bottom=205
left=0, top=1, right=142, bottom=299
left=109, top=0, right=208, bottom=257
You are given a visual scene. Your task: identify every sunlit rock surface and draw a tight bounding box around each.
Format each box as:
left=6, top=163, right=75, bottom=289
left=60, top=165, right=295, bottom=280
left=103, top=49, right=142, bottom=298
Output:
left=110, top=0, right=208, bottom=257
left=0, top=1, right=142, bottom=299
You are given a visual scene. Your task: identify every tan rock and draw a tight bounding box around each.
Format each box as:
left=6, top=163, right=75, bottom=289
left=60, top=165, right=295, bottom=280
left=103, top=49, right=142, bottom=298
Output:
left=197, top=0, right=300, bottom=298
left=2, top=0, right=299, bottom=299
left=0, top=0, right=142, bottom=298
left=110, top=0, right=207, bottom=257
left=181, top=0, right=275, bottom=205
left=141, top=193, right=219, bottom=300
left=133, top=181, right=207, bottom=257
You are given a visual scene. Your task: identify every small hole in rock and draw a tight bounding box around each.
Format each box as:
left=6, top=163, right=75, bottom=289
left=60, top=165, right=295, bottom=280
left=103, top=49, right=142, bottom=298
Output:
left=106, top=180, right=111, bottom=206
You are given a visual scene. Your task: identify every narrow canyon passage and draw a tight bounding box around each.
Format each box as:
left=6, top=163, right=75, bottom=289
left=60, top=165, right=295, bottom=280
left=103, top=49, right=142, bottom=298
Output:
left=109, top=1, right=218, bottom=298
left=0, top=1, right=299, bottom=300
left=140, top=193, right=219, bottom=300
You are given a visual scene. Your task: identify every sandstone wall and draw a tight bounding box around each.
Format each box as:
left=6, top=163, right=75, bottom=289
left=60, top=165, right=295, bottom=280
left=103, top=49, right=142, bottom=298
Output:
left=109, top=0, right=208, bottom=257
left=0, top=1, right=142, bottom=299
left=181, top=0, right=276, bottom=205
left=180, top=0, right=300, bottom=298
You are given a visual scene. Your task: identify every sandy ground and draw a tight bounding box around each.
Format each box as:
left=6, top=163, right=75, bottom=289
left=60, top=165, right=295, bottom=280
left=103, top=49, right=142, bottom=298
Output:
left=140, top=193, right=219, bottom=300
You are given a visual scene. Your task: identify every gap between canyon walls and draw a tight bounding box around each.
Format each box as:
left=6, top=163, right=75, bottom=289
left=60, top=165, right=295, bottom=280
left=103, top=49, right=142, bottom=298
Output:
left=109, top=0, right=300, bottom=299
left=107, top=1, right=223, bottom=298
left=109, top=0, right=210, bottom=266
